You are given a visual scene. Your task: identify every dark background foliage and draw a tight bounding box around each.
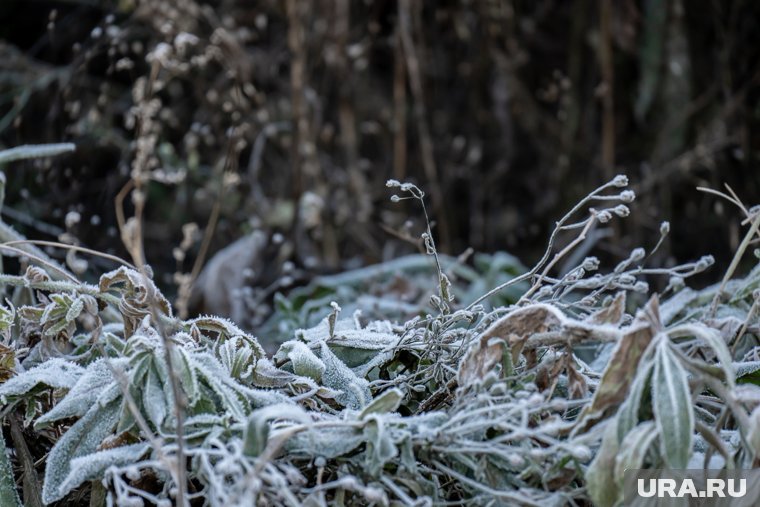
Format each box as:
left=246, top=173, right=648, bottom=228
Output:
left=0, top=0, right=758, bottom=305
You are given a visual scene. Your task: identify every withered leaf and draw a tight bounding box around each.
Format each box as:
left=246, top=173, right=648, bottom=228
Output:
left=479, top=304, right=565, bottom=365
left=566, top=358, right=588, bottom=400
left=585, top=292, right=626, bottom=326
left=574, top=295, right=659, bottom=433
left=457, top=337, right=506, bottom=388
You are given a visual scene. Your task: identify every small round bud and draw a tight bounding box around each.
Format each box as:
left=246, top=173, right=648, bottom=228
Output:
left=613, top=204, right=630, bottom=217
left=633, top=281, right=649, bottom=293
left=619, top=190, right=636, bottom=202
left=667, top=276, right=685, bottom=292
left=537, top=285, right=554, bottom=298
left=696, top=255, right=715, bottom=270
left=597, top=210, right=612, bottom=223
left=582, top=256, right=600, bottom=271
left=612, top=174, right=629, bottom=187
left=619, top=274, right=636, bottom=285
left=630, top=247, right=646, bottom=261
left=65, top=210, right=81, bottom=229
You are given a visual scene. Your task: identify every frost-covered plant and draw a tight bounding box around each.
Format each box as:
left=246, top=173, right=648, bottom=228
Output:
left=2, top=161, right=760, bottom=506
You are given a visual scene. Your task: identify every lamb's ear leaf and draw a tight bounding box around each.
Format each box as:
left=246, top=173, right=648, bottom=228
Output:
left=319, top=342, right=371, bottom=410
left=652, top=342, right=693, bottom=469
left=174, top=347, right=199, bottom=405
left=57, top=443, right=150, bottom=499
left=42, top=398, right=121, bottom=504
left=585, top=419, right=621, bottom=507
left=0, top=358, right=84, bottom=399
left=0, top=431, right=22, bottom=507
left=617, top=360, right=653, bottom=443
left=360, top=388, right=404, bottom=419
left=143, top=364, right=167, bottom=429
left=669, top=323, right=735, bottom=387
left=192, top=353, right=249, bottom=420
left=243, top=403, right=309, bottom=458
left=35, top=359, right=122, bottom=429
left=364, top=414, right=398, bottom=476
left=614, top=421, right=659, bottom=486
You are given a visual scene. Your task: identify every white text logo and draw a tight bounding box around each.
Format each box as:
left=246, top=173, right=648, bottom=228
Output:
left=637, top=478, right=746, bottom=498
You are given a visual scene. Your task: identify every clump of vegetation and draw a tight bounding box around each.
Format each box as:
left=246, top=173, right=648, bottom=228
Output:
left=1, top=144, right=759, bottom=506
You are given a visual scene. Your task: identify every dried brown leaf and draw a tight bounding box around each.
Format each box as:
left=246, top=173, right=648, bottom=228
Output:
left=575, top=295, right=659, bottom=432
left=586, top=292, right=626, bottom=326
left=457, top=336, right=505, bottom=387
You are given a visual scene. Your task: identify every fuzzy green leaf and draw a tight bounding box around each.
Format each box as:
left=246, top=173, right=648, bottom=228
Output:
left=58, top=443, right=150, bottom=498
left=42, top=398, right=121, bottom=504
left=670, top=323, right=735, bottom=387
left=0, top=431, right=22, bottom=507
left=617, top=360, right=653, bottom=443
left=585, top=419, right=621, bottom=507
left=652, top=342, right=693, bottom=468
left=614, top=421, right=659, bottom=485
left=243, top=403, right=309, bottom=457
left=360, top=388, right=404, bottom=419
left=143, top=365, right=167, bottom=429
